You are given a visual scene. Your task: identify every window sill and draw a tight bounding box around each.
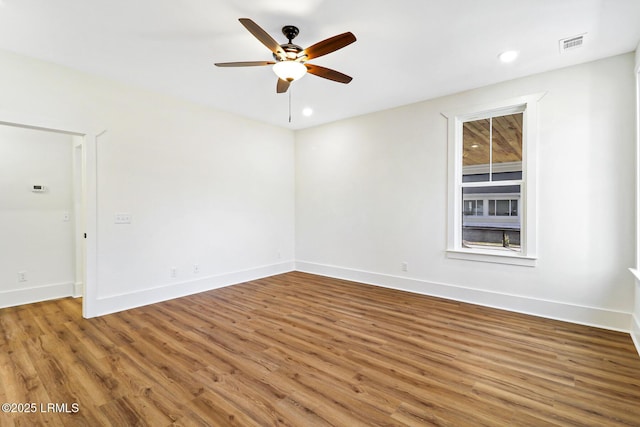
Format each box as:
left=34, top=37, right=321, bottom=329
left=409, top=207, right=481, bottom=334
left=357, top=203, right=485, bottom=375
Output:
left=446, top=248, right=537, bottom=267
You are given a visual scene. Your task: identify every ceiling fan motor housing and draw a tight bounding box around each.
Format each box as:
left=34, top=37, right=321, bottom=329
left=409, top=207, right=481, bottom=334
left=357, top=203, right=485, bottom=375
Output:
left=275, top=26, right=303, bottom=60
left=275, top=43, right=304, bottom=61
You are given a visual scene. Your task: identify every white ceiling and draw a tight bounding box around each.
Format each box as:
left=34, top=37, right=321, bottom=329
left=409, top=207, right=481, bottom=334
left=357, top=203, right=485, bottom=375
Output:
left=0, top=0, right=638, bottom=129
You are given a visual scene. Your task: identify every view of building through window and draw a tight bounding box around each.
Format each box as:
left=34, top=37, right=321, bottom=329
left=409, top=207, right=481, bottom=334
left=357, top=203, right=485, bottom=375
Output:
left=461, top=113, right=523, bottom=250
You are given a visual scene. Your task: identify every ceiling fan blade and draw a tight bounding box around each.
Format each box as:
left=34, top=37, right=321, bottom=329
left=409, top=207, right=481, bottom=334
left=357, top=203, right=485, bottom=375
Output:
left=239, top=18, right=286, bottom=59
left=215, top=61, right=275, bottom=67
left=305, top=64, right=353, bottom=84
left=276, top=78, right=290, bottom=93
left=301, top=32, right=356, bottom=60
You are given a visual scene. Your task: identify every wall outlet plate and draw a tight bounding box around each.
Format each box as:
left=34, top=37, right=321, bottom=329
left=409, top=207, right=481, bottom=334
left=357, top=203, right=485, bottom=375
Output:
left=31, top=185, right=47, bottom=192
left=114, top=213, right=132, bottom=224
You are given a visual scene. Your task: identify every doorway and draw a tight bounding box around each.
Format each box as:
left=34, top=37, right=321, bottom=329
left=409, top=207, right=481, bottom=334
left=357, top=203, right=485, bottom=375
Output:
left=0, top=115, right=97, bottom=318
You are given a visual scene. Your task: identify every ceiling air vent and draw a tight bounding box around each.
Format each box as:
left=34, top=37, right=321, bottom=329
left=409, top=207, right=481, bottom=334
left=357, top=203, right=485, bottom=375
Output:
left=559, top=34, right=585, bottom=53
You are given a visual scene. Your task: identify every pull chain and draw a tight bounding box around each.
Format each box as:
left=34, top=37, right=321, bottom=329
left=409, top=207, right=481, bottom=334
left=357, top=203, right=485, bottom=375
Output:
left=288, top=87, right=292, bottom=123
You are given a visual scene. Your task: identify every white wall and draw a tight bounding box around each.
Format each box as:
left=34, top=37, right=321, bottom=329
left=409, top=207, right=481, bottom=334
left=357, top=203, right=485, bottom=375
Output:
left=0, top=49, right=296, bottom=316
left=0, top=125, right=75, bottom=306
left=296, top=53, right=637, bottom=331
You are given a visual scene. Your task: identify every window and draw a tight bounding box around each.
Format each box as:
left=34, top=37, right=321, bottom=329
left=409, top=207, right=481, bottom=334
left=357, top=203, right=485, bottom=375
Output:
left=463, top=199, right=483, bottom=216
left=443, top=93, right=544, bottom=266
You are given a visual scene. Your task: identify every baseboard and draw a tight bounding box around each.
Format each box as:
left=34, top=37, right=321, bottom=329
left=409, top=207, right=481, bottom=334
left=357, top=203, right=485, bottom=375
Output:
left=295, top=261, right=632, bottom=333
left=629, top=269, right=640, bottom=355
left=0, top=282, right=75, bottom=309
left=632, top=314, right=640, bottom=357
left=87, top=261, right=295, bottom=318
left=73, top=281, right=84, bottom=298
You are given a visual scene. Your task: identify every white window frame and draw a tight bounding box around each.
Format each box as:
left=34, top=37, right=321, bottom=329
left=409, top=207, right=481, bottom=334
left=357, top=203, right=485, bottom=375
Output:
left=442, top=93, right=545, bottom=266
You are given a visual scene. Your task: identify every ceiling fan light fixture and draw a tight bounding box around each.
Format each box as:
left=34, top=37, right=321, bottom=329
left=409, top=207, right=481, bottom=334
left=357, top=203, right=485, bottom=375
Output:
left=273, top=60, right=307, bottom=82
left=215, top=19, right=355, bottom=95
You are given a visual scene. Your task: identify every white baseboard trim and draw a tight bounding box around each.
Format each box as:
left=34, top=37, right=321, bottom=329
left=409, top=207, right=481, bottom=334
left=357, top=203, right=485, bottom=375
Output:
left=87, top=261, right=295, bottom=318
left=296, top=261, right=632, bottom=333
left=73, top=281, right=84, bottom=298
left=632, top=314, right=640, bottom=357
left=627, top=269, right=640, bottom=356
left=0, top=282, right=75, bottom=309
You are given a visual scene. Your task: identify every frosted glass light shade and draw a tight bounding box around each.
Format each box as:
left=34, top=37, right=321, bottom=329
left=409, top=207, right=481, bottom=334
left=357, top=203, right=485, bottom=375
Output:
left=273, top=61, right=307, bottom=81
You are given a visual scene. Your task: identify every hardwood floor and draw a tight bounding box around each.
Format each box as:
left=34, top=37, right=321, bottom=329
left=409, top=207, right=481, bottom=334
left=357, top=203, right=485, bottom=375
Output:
left=1, top=271, right=639, bottom=426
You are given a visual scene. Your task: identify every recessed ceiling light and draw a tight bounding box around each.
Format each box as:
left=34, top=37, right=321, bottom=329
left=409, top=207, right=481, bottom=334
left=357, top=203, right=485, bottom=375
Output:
left=302, top=107, right=313, bottom=117
left=498, top=50, right=518, bottom=63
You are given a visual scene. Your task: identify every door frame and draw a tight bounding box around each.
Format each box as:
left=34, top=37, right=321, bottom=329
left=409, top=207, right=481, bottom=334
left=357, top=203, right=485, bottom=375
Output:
left=0, top=112, right=99, bottom=318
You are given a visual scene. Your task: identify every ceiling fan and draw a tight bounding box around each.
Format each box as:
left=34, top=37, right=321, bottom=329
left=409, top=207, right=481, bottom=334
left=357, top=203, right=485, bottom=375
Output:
left=215, top=18, right=356, bottom=94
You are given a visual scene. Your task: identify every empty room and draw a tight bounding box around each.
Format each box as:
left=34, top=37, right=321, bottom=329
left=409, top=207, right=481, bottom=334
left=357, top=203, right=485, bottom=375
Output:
left=1, top=0, right=640, bottom=425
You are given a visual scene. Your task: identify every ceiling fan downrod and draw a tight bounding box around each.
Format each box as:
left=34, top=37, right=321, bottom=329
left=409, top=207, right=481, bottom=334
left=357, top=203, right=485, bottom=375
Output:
left=282, top=25, right=299, bottom=43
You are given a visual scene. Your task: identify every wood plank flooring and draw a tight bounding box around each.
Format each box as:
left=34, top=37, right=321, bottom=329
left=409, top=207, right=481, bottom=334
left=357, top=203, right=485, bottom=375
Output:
left=1, top=271, right=640, bottom=426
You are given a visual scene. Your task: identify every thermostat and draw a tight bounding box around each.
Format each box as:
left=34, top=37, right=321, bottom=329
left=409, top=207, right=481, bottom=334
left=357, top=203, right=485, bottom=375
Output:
left=32, top=185, right=47, bottom=192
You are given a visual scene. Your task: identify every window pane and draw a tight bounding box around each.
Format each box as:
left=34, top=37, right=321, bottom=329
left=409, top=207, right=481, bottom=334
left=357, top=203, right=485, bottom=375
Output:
left=463, top=200, right=474, bottom=216
left=496, top=200, right=510, bottom=216
left=461, top=185, right=521, bottom=251
left=492, top=113, right=523, bottom=181
left=463, top=119, right=490, bottom=182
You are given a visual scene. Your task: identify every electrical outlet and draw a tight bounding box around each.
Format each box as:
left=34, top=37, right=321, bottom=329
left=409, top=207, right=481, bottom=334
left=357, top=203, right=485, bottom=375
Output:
left=193, top=264, right=200, bottom=274
left=18, top=271, right=27, bottom=282
left=170, top=267, right=177, bottom=278
left=114, top=213, right=132, bottom=224
left=401, top=262, right=408, bottom=272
